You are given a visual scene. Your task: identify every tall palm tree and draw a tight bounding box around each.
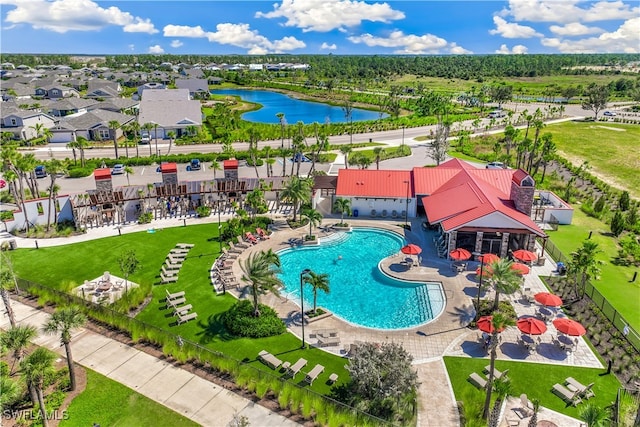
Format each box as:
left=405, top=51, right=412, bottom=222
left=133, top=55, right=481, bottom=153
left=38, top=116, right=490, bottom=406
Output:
left=129, top=120, right=141, bottom=157
left=247, top=127, right=261, bottom=179
left=124, top=165, right=134, bottom=186
left=108, top=120, right=120, bottom=159
left=303, top=270, right=330, bottom=314
left=568, top=240, right=602, bottom=299
left=42, top=306, right=87, bottom=391
left=340, top=144, right=353, bottom=169
left=0, top=253, right=18, bottom=328
left=373, top=147, right=383, bottom=170
left=489, top=376, right=512, bottom=427
left=210, top=155, right=221, bottom=179
left=276, top=112, right=287, bottom=176
left=44, top=159, right=66, bottom=231
left=0, top=324, right=37, bottom=374
left=240, top=250, right=283, bottom=317
left=302, top=208, right=322, bottom=239
left=21, top=347, right=56, bottom=427
left=166, top=130, right=176, bottom=155
left=488, top=259, right=522, bottom=310
left=75, top=136, right=89, bottom=167
left=280, top=176, right=311, bottom=222
left=333, top=197, right=352, bottom=225
left=142, top=123, right=154, bottom=157
left=482, top=313, right=515, bottom=420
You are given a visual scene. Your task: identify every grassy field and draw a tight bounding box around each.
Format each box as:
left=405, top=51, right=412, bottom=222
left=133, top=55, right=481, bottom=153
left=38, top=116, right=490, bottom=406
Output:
left=543, top=121, right=640, bottom=199
left=8, top=224, right=349, bottom=395
left=444, top=356, right=620, bottom=420
left=61, top=369, right=199, bottom=427
left=545, top=209, right=640, bottom=330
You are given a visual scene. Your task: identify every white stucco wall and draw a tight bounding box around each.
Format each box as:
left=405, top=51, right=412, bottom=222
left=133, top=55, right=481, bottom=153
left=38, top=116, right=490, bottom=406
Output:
left=339, top=196, right=415, bottom=218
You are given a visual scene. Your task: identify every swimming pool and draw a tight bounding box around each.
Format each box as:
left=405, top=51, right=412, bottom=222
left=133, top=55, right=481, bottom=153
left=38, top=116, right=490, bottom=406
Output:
left=277, top=228, right=445, bottom=330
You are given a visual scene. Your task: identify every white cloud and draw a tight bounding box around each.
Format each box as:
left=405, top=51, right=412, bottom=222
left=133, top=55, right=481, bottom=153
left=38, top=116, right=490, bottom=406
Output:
left=148, top=45, right=164, bottom=54
left=170, top=40, right=183, bottom=48
left=501, top=0, right=639, bottom=23
left=3, top=0, right=158, bottom=33
left=320, top=42, right=337, bottom=50
left=449, top=43, right=472, bottom=55
left=256, top=0, right=404, bottom=32
left=542, top=17, right=639, bottom=53
left=495, top=43, right=528, bottom=54
left=348, top=30, right=468, bottom=54
left=161, top=22, right=306, bottom=54
left=489, top=16, right=542, bottom=38
left=549, top=23, right=603, bottom=36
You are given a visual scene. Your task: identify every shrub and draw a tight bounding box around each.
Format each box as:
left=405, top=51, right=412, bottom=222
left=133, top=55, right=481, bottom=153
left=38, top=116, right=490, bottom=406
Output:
left=196, top=205, right=211, bottom=217
left=67, top=167, right=95, bottom=178
left=222, top=300, right=286, bottom=338
left=138, top=212, right=153, bottom=224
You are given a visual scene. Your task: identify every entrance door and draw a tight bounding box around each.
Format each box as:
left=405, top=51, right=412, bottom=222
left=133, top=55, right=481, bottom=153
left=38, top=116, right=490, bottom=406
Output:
left=481, top=239, right=502, bottom=255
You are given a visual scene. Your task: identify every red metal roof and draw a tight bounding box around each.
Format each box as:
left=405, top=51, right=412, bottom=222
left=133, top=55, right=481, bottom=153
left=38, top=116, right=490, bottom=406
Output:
left=223, top=159, right=238, bottom=169
left=336, top=169, right=412, bottom=198
left=161, top=162, right=177, bottom=173
left=94, top=168, right=111, bottom=180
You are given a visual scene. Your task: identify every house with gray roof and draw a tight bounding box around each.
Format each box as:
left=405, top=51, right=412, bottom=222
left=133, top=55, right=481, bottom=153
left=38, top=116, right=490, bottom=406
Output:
left=86, top=80, right=121, bottom=98
left=34, top=84, right=79, bottom=99
left=0, top=108, right=57, bottom=140
left=48, top=98, right=99, bottom=117
left=137, top=88, right=201, bottom=139
left=48, top=109, right=134, bottom=143
left=175, top=79, right=209, bottom=99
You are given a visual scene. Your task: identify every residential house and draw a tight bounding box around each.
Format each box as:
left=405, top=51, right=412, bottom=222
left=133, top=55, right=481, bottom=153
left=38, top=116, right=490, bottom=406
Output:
left=137, top=82, right=165, bottom=98
left=48, top=109, right=134, bottom=143
left=0, top=107, right=57, bottom=140
left=34, top=84, right=80, bottom=99
left=182, top=68, right=204, bottom=79
left=137, top=88, right=201, bottom=139
left=48, top=98, right=98, bottom=117
left=175, top=79, right=209, bottom=99
left=86, top=80, right=121, bottom=98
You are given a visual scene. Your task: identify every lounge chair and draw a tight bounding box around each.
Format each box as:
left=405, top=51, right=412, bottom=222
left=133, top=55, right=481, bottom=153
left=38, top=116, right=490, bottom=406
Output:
left=258, top=350, right=283, bottom=370
left=161, top=265, right=178, bottom=277
left=244, top=232, right=259, bottom=245
left=165, top=289, right=185, bottom=301
left=173, top=304, right=192, bottom=316
left=161, top=273, right=178, bottom=284
left=286, top=358, right=307, bottom=378
left=176, top=243, right=195, bottom=249
left=167, top=254, right=186, bottom=265
left=235, top=236, right=251, bottom=249
left=566, top=377, right=595, bottom=399
left=552, top=383, right=582, bottom=406
left=221, top=248, right=238, bottom=259
left=520, top=394, right=534, bottom=416
left=228, top=242, right=243, bottom=254
left=165, top=260, right=181, bottom=270
left=167, top=296, right=186, bottom=308
left=170, top=248, right=190, bottom=255
left=468, top=372, right=487, bottom=389
left=318, top=336, right=341, bottom=347
left=484, top=365, right=508, bottom=380
left=256, top=227, right=270, bottom=239
left=177, top=311, right=197, bottom=325
left=304, top=364, right=325, bottom=385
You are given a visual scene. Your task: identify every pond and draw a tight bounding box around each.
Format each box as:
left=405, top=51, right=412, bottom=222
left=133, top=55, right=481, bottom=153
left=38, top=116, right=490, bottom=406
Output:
left=211, top=88, right=386, bottom=124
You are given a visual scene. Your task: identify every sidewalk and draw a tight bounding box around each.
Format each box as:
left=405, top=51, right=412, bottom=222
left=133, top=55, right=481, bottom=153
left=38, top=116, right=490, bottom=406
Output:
left=0, top=299, right=300, bottom=427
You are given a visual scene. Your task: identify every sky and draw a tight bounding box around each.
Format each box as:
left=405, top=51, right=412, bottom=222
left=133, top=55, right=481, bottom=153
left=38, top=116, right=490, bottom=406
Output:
left=1, top=0, right=638, bottom=56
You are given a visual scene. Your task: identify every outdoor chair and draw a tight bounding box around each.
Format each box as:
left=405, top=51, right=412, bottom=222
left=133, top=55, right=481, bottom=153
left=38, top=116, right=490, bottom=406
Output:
left=228, top=242, right=244, bottom=253
left=170, top=248, right=190, bottom=255
left=161, top=273, right=178, bottom=284
left=468, top=372, right=487, bottom=389
left=520, top=394, right=534, bottom=416
left=177, top=311, right=197, bottom=325
left=552, top=383, right=582, bottom=406
left=318, top=336, right=341, bottom=347
left=566, top=378, right=595, bottom=399
left=304, top=364, right=325, bottom=385
left=258, top=350, right=283, bottom=370
left=166, top=296, right=186, bottom=308
left=162, top=265, right=178, bottom=277
left=484, top=365, right=508, bottom=380
left=244, top=232, right=259, bottom=245
left=173, top=304, right=192, bottom=316
left=165, top=260, right=181, bottom=270
left=256, top=228, right=270, bottom=239
left=176, top=243, right=195, bottom=249
left=165, top=289, right=185, bottom=301
left=235, top=236, right=251, bottom=249
left=286, top=358, right=308, bottom=378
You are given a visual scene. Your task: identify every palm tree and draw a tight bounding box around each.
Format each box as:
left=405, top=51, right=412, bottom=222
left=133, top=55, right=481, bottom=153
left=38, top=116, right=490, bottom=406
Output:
left=210, top=155, right=221, bottom=180
left=42, top=306, right=87, bottom=391
left=578, top=403, right=610, bottom=427
left=340, top=144, right=353, bottom=169
left=568, top=240, right=602, bottom=299
left=276, top=112, right=287, bottom=176
left=21, top=347, right=56, bottom=427
left=240, top=250, right=283, bottom=317
left=129, top=120, right=141, bottom=157
left=166, top=130, right=176, bottom=155
left=302, top=208, right=322, bottom=240
left=75, top=136, right=89, bottom=167
left=142, top=123, right=154, bottom=157
left=489, top=376, right=512, bottom=427
left=0, top=253, right=18, bottom=328
left=44, top=159, right=66, bottom=231
left=488, top=259, right=522, bottom=310
left=0, top=376, right=21, bottom=412
left=247, top=127, right=261, bottom=179
left=373, top=147, right=383, bottom=170
left=333, top=197, right=351, bottom=225
left=482, top=312, right=515, bottom=420
left=0, top=324, right=37, bottom=374
left=124, top=165, right=134, bottom=186
left=280, top=176, right=311, bottom=222
left=303, top=270, right=330, bottom=314
left=108, top=120, right=120, bottom=159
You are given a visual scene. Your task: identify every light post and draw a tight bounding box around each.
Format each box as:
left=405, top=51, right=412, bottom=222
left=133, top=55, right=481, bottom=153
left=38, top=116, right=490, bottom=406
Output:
left=402, top=126, right=405, bottom=146
left=472, top=251, right=484, bottom=320
left=300, top=269, right=311, bottom=349
left=404, top=180, right=410, bottom=229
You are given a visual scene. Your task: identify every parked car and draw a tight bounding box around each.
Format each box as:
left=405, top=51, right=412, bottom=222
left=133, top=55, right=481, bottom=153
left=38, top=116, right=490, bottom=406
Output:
left=111, top=164, right=125, bottom=175
left=35, top=165, right=47, bottom=178
left=291, top=153, right=311, bottom=163
left=486, top=161, right=506, bottom=169
left=603, top=111, right=617, bottom=117
left=488, top=110, right=506, bottom=119
left=187, top=159, right=201, bottom=171
left=140, top=131, right=151, bottom=144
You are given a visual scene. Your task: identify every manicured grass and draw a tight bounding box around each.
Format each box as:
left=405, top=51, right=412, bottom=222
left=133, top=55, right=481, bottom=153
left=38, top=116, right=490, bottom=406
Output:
left=546, top=209, right=640, bottom=330
left=8, top=224, right=349, bottom=395
left=444, top=356, right=621, bottom=419
left=61, top=369, right=199, bottom=427
left=544, top=121, right=640, bottom=199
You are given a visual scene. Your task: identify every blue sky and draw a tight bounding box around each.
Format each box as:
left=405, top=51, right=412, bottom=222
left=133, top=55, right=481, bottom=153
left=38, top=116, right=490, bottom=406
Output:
left=1, top=0, right=638, bottom=55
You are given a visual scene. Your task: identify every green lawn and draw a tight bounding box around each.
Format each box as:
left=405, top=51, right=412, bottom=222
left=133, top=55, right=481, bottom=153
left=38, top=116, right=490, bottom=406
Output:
left=444, top=356, right=621, bottom=419
left=544, top=121, right=640, bottom=199
left=546, top=209, right=640, bottom=330
left=61, top=369, right=199, bottom=426
left=8, top=224, right=349, bottom=395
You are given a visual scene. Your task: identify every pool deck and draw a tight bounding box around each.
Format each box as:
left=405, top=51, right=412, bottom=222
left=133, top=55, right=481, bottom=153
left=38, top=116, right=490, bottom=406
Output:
left=229, top=216, right=599, bottom=427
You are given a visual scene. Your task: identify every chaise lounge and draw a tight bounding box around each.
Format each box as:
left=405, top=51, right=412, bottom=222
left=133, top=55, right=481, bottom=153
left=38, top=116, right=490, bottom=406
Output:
left=552, top=383, right=582, bottom=406
left=468, top=372, right=487, bottom=389
left=304, top=364, right=325, bottom=385
left=258, top=350, right=283, bottom=370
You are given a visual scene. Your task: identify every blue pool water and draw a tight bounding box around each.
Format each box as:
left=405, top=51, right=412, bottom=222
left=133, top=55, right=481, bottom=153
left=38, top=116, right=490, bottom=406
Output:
left=277, top=229, right=445, bottom=330
left=211, top=89, right=387, bottom=124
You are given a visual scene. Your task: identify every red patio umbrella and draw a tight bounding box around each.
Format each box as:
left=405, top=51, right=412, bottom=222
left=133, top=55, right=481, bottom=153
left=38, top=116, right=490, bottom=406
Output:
left=475, top=266, right=494, bottom=278
left=517, top=317, right=547, bottom=335
left=511, top=263, right=530, bottom=275
left=401, top=244, right=422, bottom=255
left=534, top=292, right=563, bottom=307
left=553, top=318, right=586, bottom=336
left=513, top=249, right=538, bottom=263
left=450, top=248, right=472, bottom=261
left=476, top=315, right=506, bottom=333
left=478, top=253, right=500, bottom=264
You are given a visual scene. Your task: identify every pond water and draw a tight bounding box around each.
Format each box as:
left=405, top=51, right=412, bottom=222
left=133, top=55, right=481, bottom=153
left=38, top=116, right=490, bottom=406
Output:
left=211, top=88, right=386, bottom=124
